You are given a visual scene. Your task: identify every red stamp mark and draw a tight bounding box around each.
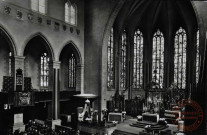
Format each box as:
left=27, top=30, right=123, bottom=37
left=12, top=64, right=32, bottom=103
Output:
left=171, top=99, right=203, bottom=132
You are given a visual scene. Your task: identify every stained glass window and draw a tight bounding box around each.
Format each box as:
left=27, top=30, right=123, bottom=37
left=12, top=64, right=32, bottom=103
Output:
left=68, top=53, right=76, bottom=88
left=174, top=27, right=187, bottom=89
left=107, top=28, right=114, bottom=88
left=152, top=30, right=164, bottom=88
left=31, top=0, right=47, bottom=14
left=196, top=30, right=200, bottom=84
left=120, top=30, right=127, bottom=88
left=71, top=4, right=77, bottom=25
left=65, top=1, right=77, bottom=25
left=133, top=29, right=143, bottom=88
left=40, top=53, right=49, bottom=87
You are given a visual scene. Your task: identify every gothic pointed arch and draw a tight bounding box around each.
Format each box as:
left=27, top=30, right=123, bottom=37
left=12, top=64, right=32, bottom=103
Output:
left=0, top=25, right=17, bottom=90
left=0, top=25, right=17, bottom=56
left=23, top=33, right=54, bottom=90
left=23, top=32, right=54, bottom=61
left=59, top=41, right=82, bottom=91
left=58, top=41, right=82, bottom=65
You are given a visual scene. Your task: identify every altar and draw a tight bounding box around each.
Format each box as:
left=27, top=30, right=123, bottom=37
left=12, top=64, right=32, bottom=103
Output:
left=142, top=113, right=159, bottom=123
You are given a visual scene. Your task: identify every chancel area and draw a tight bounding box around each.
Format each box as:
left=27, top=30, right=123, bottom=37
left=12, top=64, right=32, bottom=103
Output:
left=0, top=0, right=207, bottom=135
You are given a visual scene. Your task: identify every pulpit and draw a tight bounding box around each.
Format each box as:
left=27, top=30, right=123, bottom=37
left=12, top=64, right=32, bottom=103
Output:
left=74, top=94, right=98, bottom=123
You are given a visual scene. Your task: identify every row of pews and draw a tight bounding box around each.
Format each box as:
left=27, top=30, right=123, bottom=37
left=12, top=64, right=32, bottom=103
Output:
left=9, top=120, right=77, bottom=135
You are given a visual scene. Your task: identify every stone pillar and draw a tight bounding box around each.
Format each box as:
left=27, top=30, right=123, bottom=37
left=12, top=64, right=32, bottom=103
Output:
left=48, top=61, right=61, bottom=128
left=127, top=31, right=134, bottom=100
left=76, top=64, right=84, bottom=94
left=13, top=56, right=25, bottom=91
left=186, top=29, right=196, bottom=97
left=114, top=27, right=120, bottom=93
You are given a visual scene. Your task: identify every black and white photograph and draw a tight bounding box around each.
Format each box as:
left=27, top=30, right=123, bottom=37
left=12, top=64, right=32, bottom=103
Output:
left=0, top=0, right=206, bottom=135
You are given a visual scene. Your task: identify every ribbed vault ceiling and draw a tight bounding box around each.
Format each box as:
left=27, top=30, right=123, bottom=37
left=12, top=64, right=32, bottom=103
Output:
left=114, top=0, right=198, bottom=35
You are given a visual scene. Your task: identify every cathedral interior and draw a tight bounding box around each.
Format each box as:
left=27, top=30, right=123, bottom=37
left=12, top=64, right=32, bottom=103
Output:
left=0, top=0, right=207, bottom=135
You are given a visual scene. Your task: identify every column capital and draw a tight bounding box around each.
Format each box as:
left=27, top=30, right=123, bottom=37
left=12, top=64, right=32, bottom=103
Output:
left=14, top=56, right=25, bottom=59
left=49, top=61, right=61, bottom=69
left=14, top=56, right=25, bottom=60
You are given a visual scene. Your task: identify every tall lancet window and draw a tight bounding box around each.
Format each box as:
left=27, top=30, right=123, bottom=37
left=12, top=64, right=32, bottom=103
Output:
left=31, top=0, right=47, bottom=14
left=39, top=0, right=47, bottom=14
left=152, top=30, right=164, bottom=88
left=65, top=1, right=71, bottom=23
left=133, top=29, right=143, bottom=88
left=70, top=4, right=77, bottom=25
left=65, top=1, right=77, bottom=25
left=40, top=53, right=49, bottom=87
left=107, top=28, right=114, bottom=88
left=31, top=0, right=38, bottom=12
left=120, top=30, right=127, bottom=88
left=68, top=53, right=76, bottom=88
left=174, top=27, right=187, bottom=89
left=196, top=30, right=200, bottom=84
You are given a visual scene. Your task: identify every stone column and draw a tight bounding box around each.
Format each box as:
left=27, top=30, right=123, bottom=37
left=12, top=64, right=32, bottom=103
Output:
left=13, top=56, right=25, bottom=91
left=127, top=31, right=134, bottom=100
left=76, top=64, right=84, bottom=94
left=48, top=61, right=61, bottom=129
